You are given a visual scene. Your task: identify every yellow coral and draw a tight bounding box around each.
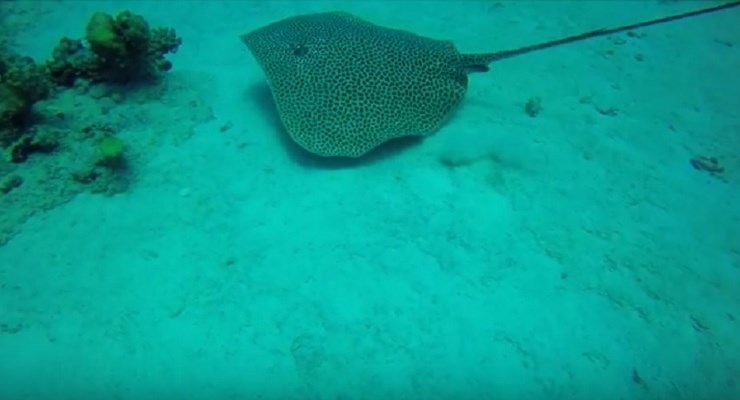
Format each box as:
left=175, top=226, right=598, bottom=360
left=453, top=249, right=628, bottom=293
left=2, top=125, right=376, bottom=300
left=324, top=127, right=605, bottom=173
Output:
left=85, top=12, right=124, bottom=57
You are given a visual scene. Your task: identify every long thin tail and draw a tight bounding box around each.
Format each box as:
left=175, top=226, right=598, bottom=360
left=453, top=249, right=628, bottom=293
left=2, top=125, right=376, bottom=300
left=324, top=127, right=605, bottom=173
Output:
left=466, top=0, right=740, bottom=68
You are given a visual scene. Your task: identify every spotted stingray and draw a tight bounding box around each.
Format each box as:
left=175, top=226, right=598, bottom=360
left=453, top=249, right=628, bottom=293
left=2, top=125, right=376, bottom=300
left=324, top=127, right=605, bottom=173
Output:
left=241, top=4, right=738, bottom=158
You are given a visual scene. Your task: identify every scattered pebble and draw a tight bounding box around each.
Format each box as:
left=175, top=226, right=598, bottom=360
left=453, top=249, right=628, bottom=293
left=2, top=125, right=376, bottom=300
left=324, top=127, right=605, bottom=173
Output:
left=524, top=96, right=542, bottom=118
left=690, top=156, right=724, bottom=175
left=219, top=120, right=233, bottom=133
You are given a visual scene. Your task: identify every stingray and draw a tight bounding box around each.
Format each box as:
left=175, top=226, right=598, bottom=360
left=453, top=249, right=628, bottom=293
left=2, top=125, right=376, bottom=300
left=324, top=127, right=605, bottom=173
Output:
left=241, top=2, right=739, bottom=158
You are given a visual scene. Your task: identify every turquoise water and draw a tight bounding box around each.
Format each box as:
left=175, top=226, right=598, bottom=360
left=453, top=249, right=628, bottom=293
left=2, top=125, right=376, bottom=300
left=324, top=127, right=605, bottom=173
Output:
left=0, top=1, right=738, bottom=399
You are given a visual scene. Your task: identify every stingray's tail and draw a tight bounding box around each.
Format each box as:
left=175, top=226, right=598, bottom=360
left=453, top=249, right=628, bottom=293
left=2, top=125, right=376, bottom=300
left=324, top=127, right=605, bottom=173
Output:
left=463, top=0, right=740, bottom=70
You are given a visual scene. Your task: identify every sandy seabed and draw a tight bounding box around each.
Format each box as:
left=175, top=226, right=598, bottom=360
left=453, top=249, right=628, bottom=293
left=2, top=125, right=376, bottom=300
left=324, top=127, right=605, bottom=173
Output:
left=0, top=1, right=738, bottom=399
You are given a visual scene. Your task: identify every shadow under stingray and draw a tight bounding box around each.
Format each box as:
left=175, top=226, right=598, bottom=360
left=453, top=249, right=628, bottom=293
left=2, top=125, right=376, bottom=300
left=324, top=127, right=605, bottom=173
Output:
left=245, top=82, right=423, bottom=169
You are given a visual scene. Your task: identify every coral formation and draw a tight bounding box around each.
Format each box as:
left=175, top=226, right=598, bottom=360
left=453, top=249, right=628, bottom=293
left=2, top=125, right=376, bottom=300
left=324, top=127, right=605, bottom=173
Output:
left=47, top=10, right=182, bottom=85
left=95, top=135, right=125, bottom=168
left=6, top=128, right=59, bottom=163
left=1, top=9, right=181, bottom=160
left=0, top=174, right=22, bottom=194
left=67, top=124, right=130, bottom=195
left=0, top=52, right=51, bottom=145
left=0, top=8, right=205, bottom=245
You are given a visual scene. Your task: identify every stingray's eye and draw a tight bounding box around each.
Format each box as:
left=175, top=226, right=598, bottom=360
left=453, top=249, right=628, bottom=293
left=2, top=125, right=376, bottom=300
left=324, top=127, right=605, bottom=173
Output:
left=291, top=44, right=309, bottom=57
